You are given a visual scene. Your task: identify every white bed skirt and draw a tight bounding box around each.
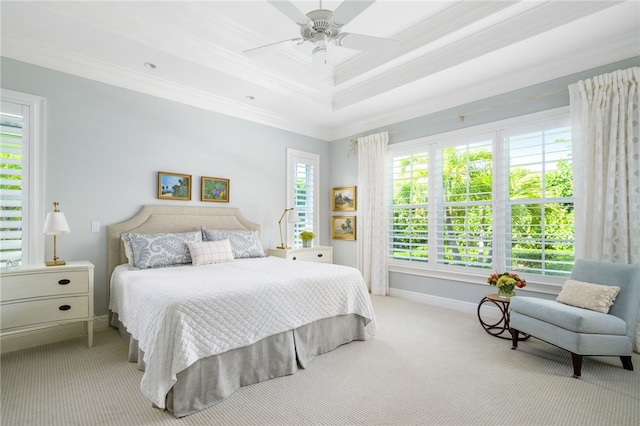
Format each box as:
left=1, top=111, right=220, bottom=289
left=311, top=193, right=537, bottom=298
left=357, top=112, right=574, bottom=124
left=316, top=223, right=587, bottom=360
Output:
left=111, top=313, right=367, bottom=417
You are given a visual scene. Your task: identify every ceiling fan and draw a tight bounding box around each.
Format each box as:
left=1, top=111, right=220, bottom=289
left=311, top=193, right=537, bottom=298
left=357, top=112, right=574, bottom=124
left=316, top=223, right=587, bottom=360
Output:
left=244, top=0, right=396, bottom=76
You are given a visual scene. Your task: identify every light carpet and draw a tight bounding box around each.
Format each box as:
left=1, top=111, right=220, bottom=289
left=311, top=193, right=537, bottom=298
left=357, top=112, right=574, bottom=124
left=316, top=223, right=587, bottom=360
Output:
left=1, top=295, right=639, bottom=425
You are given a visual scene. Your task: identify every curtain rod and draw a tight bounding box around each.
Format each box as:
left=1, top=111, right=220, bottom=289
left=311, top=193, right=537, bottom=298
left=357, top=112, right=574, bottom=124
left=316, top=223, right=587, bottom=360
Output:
left=347, top=87, right=568, bottom=147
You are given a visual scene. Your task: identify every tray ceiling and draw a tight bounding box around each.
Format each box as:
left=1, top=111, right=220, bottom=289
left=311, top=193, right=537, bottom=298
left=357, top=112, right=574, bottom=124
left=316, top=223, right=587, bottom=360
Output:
left=1, top=1, right=639, bottom=140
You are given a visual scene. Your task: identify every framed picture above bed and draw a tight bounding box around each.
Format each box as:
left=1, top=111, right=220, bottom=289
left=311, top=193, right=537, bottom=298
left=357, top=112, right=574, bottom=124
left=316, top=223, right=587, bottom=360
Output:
left=332, top=215, right=356, bottom=240
left=332, top=186, right=356, bottom=211
left=157, top=171, right=191, bottom=201
left=201, top=176, right=230, bottom=203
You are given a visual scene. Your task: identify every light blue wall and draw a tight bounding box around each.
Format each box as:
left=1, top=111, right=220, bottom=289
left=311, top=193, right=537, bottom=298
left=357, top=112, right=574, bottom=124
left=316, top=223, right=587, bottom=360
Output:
left=1, top=58, right=331, bottom=316
left=330, top=56, right=640, bottom=304
left=3, top=56, right=638, bottom=314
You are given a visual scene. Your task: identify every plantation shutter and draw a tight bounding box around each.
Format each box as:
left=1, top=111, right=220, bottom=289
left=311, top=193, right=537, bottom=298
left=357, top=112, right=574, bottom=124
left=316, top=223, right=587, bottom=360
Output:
left=287, top=149, right=319, bottom=247
left=502, top=120, right=573, bottom=276
left=389, top=151, right=429, bottom=262
left=0, top=100, right=28, bottom=265
left=435, top=137, right=495, bottom=269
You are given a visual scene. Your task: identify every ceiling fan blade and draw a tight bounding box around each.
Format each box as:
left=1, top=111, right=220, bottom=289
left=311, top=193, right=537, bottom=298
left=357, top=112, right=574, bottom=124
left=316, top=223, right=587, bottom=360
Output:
left=243, top=38, right=302, bottom=57
left=331, top=0, right=376, bottom=27
left=267, top=0, right=312, bottom=27
left=336, top=32, right=397, bottom=52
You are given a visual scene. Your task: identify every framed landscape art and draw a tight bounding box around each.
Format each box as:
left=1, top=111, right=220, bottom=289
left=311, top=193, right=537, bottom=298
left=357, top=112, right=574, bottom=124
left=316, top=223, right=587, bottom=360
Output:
left=331, top=215, right=356, bottom=240
left=158, top=171, right=191, bottom=201
left=201, top=176, right=230, bottom=202
left=332, top=186, right=356, bottom=211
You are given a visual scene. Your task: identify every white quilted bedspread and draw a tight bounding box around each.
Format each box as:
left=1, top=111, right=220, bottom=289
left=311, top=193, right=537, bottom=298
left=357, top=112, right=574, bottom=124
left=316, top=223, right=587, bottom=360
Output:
left=109, top=256, right=376, bottom=408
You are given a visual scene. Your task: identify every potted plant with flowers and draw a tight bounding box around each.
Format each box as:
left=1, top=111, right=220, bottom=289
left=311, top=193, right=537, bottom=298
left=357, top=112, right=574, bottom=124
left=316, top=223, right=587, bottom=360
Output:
left=300, top=230, right=315, bottom=248
left=487, top=272, right=526, bottom=298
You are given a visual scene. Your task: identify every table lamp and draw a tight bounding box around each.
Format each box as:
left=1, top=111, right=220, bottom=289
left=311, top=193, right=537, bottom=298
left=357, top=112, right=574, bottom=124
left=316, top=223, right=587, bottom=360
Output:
left=277, top=207, right=300, bottom=249
left=43, top=201, right=71, bottom=266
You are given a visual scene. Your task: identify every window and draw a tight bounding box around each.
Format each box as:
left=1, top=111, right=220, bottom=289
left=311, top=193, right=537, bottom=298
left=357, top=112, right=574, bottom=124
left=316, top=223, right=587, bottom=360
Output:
left=389, top=109, right=573, bottom=279
left=436, top=138, right=494, bottom=269
left=0, top=90, right=45, bottom=266
left=286, top=149, right=319, bottom=247
left=389, top=152, right=428, bottom=262
left=504, top=124, right=574, bottom=276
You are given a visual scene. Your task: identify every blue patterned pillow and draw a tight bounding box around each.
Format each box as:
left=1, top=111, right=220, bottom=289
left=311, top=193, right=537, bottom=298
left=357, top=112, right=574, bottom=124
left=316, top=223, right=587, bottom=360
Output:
left=201, top=228, right=266, bottom=258
left=121, top=231, right=202, bottom=269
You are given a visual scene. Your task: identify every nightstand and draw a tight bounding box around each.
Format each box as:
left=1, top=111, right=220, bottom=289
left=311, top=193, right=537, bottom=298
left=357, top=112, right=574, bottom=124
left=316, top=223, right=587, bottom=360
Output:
left=1, top=261, right=94, bottom=347
left=268, top=246, right=333, bottom=264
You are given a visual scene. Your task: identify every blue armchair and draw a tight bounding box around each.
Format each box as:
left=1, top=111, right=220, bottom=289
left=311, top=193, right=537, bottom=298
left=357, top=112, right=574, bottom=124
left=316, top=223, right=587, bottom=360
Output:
left=509, top=259, right=640, bottom=378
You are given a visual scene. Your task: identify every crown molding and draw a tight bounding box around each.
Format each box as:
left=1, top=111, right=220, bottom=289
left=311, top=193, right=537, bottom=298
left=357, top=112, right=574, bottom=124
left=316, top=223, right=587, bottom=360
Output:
left=334, top=0, right=517, bottom=86
left=32, top=1, right=331, bottom=105
left=3, top=1, right=636, bottom=143
left=332, top=0, right=619, bottom=111
left=1, top=35, right=332, bottom=140
left=326, top=34, right=640, bottom=141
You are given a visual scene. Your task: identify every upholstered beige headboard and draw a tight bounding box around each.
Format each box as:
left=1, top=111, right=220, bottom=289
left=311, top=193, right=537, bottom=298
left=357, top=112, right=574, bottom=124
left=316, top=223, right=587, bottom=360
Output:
left=107, top=205, right=260, bottom=281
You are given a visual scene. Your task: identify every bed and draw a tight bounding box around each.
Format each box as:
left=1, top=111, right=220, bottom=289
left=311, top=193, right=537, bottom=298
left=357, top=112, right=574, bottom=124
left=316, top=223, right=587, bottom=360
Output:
left=107, top=205, right=376, bottom=417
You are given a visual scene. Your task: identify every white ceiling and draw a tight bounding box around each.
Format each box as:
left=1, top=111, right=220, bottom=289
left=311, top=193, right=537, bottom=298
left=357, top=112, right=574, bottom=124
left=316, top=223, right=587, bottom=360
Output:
left=2, top=1, right=639, bottom=140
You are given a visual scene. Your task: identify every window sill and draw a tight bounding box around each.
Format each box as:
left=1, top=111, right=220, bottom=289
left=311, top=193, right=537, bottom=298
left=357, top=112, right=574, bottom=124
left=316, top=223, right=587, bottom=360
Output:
left=388, top=261, right=564, bottom=296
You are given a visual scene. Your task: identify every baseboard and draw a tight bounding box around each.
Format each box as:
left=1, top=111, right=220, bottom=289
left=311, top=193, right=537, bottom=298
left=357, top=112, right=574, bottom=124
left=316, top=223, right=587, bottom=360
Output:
left=389, top=288, right=501, bottom=318
left=1, top=315, right=110, bottom=353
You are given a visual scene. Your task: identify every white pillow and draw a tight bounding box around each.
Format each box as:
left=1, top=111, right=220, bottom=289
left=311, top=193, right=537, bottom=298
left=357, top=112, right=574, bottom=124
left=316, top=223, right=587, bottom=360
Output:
left=187, top=240, right=234, bottom=266
left=556, top=279, right=621, bottom=314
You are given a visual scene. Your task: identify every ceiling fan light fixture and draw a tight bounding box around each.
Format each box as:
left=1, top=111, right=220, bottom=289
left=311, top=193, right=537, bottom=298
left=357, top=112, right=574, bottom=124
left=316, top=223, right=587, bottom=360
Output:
left=312, top=46, right=329, bottom=77
left=248, top=1, right=390, bottom=77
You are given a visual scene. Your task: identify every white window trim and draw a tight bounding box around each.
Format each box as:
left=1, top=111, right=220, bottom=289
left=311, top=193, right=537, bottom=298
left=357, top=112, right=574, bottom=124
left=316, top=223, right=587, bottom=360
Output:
left=1, top=89, right=46, bottom=265
left=388, top=107, right=571, bottom=294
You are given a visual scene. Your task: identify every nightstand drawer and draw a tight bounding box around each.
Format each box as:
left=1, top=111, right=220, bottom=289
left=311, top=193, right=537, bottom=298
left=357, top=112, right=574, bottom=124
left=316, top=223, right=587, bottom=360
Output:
left=1, top=270, right=89, bottom=302
left=291, top=250, right=331, bottom=263
left=1, top=296, right=89, bottom=330
left=268, top=246, right=333, bottom=263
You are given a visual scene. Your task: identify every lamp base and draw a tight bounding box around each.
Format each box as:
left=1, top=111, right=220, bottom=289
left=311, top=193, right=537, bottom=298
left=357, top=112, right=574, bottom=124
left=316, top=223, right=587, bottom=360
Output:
left=276, top=245, right=291, bottom=250
left=46, top=259, right=66, bottom=267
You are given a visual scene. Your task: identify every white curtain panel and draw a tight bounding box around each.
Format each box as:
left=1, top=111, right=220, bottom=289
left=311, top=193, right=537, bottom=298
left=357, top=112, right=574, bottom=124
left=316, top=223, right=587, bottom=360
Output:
left=569, top=66, right=640, bottom=350
left=357, top=131, right=389, bottom=295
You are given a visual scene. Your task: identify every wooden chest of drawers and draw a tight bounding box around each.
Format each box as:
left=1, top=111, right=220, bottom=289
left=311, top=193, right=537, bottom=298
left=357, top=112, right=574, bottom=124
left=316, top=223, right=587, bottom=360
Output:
left=1, top=261, right=94, bottom=347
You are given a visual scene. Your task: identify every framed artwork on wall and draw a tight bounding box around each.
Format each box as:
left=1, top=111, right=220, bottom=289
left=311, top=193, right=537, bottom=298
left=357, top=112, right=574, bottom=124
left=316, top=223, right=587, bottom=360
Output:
left=201, top=176, right=230, bottom=202
left=158, top=171, right=191, bottom=201
left=332, top=215, right=356, bottom=240
left=332, top=186, right=357, bottom=211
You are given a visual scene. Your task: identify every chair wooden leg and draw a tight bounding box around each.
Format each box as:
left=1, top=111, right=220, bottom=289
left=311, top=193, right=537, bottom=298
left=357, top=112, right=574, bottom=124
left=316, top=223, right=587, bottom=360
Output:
left=510, top=328, right=519, bottom=350
left=620, top=356, right=634, bottom=371
left=571, top=353, right=582, bottom=378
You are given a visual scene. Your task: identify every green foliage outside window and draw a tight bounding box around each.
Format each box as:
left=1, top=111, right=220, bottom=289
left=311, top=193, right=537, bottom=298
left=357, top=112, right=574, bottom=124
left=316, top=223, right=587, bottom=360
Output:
left=390, top=129, right=575, bottom=277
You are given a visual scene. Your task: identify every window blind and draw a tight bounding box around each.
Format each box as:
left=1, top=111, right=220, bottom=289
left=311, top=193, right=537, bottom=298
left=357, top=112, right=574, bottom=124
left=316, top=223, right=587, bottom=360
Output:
left=504, top=124, right=574, bottom=276
left=0, top=101, right=26, bottom=265
left=293, top=160, right=315, bottom=246
left=287, top=149, right=319, bottom=247
left=435, top=139, right=494, bottom=269
left=389, top=152, right=429, bottom=261
left=387, top=110, right=574, bottom=279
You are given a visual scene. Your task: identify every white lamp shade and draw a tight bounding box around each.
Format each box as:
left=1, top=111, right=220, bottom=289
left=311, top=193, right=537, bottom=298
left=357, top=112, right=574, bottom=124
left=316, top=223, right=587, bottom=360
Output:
left=43, top=212, right=71, bottom=235
left=288, top=209, right=300, bottom=223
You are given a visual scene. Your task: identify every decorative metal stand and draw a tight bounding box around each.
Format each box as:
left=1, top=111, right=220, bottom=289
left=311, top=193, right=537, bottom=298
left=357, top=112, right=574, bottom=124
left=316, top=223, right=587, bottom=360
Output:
left=477, top=294, right=530, bottom=341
